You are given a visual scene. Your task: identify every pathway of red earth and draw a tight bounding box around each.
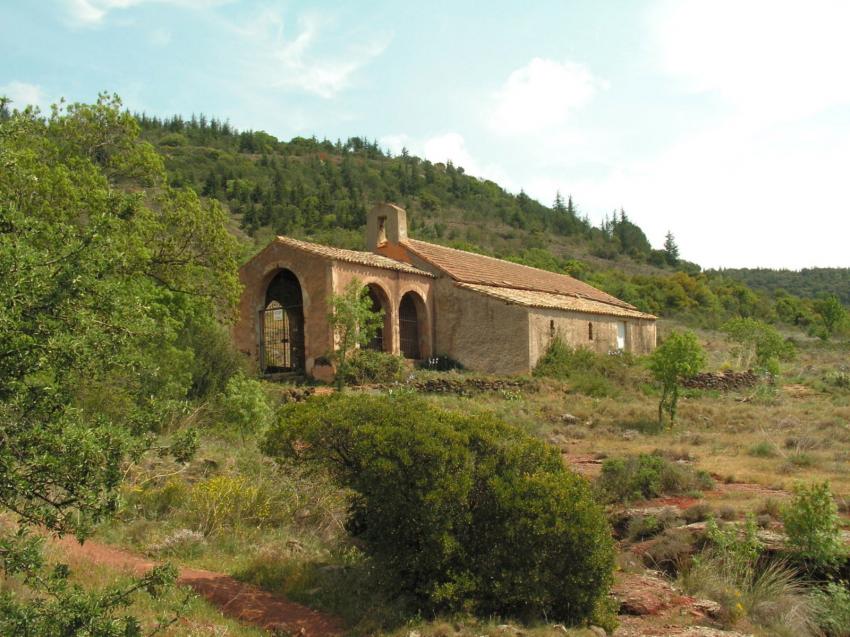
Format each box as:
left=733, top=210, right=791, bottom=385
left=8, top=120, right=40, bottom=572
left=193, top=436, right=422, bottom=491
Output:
left=55, top=536, right=343, bottom=636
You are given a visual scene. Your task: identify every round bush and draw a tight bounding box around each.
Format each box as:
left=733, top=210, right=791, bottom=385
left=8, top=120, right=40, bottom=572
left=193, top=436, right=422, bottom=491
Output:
left=263, top=393, right=614, bottom=625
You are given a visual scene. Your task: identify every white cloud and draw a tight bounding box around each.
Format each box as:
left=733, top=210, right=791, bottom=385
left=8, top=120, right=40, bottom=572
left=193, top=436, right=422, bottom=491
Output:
left=0, top=81, right=46, bottom=110
left=490, top=58, right=605, bottom=135
left=652, top=0, right=850, bottom=122
left=65, top=0, right=229, bottom=27
left=235, top=11, right=391, bottom=98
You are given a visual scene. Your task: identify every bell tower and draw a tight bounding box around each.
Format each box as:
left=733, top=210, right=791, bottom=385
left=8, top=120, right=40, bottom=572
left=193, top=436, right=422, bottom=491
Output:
left=367, top=203, right=408, bottom=251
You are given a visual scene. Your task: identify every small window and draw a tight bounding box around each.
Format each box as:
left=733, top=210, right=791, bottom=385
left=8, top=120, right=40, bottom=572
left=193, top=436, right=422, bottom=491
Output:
left=549, top=320, right=556, bottom=338
left=588, top=322, right=594, bottom=340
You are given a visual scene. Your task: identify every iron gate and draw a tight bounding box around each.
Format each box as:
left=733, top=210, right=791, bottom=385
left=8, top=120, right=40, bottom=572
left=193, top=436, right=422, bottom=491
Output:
left=259, top=301, right=303, bottom=372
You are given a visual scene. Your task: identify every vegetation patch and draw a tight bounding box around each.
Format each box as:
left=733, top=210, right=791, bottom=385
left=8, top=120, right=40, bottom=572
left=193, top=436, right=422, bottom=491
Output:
left=596, top=453, right=714, bottom=503
left=263, top=393, right=616, bottom=627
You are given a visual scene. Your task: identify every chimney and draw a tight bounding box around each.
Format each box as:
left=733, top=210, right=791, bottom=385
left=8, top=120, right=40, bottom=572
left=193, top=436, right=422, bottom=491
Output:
left=367, top=203, right=407, bottom=251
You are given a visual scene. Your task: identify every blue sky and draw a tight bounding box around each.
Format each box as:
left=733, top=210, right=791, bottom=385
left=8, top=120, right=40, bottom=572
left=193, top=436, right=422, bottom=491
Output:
left=2, top=0, right=849, bottom=269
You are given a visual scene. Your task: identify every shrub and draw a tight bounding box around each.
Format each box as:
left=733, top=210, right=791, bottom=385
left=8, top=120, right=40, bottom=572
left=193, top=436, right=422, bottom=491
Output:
left=811, top=581, right=850, bottom=637
left=263, top=394, right=615, bottom=625
left=596, top=453, right=713, bottom=503
left=782, top=481, right=846, bottom=571
left=721, top=317, right=796, bottom=375
left=186, top=474, right=274, bottom=536
left=532, top=337, right=636, bottom=397
left=217, top=372, right=274, bottom=439
left=340, top=349, right=406, bottom=385
left=681, top=516, right=815, bottom=633
left=749, top=441, right=779, bottom=458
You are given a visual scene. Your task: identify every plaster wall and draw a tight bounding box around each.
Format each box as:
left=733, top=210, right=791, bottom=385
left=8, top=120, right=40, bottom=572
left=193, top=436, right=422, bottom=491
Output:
left=433, top=279, right=531, bottom=374
left=527, top=309, right=657, bottom=369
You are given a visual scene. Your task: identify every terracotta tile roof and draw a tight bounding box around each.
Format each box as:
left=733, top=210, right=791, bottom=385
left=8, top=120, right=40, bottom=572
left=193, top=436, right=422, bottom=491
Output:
left=403, top=238, right=634, bottom=308
left=274, top=236, right=433, bottom=277
left=457, top=283, right=657, bottom=320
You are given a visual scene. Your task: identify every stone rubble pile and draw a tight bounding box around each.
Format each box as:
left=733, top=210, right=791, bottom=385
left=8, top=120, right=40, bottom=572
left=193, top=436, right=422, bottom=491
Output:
left=681, top=370, right=759, bottom=391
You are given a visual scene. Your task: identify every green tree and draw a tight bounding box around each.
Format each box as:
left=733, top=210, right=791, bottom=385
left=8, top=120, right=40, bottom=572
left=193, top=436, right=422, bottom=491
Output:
left=648, top=331, right=705, bottom=427
left=0, top=94, right=238, bottom=632
left=721, top=317, right=795, bottom=374
left=327, top=278, right=383, bottom=388
left=663, top=231, right=679, bottom=266
left=813, top=294, right=847, bottom=338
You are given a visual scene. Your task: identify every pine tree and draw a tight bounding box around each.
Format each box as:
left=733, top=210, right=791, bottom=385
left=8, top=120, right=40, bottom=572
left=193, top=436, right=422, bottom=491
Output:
left=663, top=231, right=680, bottom=266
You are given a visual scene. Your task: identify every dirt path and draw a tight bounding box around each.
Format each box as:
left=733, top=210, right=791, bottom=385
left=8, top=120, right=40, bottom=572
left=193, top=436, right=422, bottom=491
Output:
left=55, top=536, right=343, bottom=636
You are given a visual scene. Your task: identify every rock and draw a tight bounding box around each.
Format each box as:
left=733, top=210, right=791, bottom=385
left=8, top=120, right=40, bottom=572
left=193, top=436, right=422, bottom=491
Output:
left=561, top=413, right=578, bottom=424
left=552, top=625, right=569, bottom=634
left=612, top=572, right=680, bottom=616
left=588, top=626, right=607, bottom=636
left=621, top=429, right=640, bottom=441
left=407, top=632, right=421, bottom=637
left=692, top=598, right=722, bottom=618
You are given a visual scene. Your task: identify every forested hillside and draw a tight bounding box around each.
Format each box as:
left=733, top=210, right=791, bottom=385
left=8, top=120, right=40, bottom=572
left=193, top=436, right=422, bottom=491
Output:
left=136, top=113, right=847, bottom=335
left=714, top=267, right=850, bottom=304
left=136, top=113, right=681, bottom=270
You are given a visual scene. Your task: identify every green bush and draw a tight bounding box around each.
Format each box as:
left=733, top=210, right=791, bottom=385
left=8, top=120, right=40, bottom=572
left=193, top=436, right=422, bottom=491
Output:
left=340, top=349, right=406, bottom=385
left=782, top=481, right=846, bottom=571
left=216, top=372, right=274, bottom=438
left=811, top=581, right=850, bottom=637
left=721, top=317, right=795, bottom=375
left=263, top=394, right=615, bottom=625
left=532, top=337, right=636, bottom=397
left=596, top=453, right=713, bottom=503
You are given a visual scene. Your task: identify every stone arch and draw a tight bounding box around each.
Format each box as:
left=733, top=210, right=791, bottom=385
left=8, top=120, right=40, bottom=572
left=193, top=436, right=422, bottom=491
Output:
left=399, top=290, right=428, bottom=359
left=365, top=282, right=391, bottom=352
left=260, top=269, right=305, bottom=372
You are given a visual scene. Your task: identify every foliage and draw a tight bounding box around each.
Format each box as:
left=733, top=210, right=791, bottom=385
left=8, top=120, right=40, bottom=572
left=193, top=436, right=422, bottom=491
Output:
left=339, top=349, right=406, bottom=385
left=263, top=394, right=615, bottom=625
left=0, top=529, right=180, bottom=636
left=596, top=453, right=713, bottom=503
left=532, top=337, right=638, bottom=397
left=682, top=515, right=816, bottom=633
left=648, top=331, right=706, bottom=426
left=217, top=372, right=274, bottom=439
left=721, top=317, right=796, bottom=374
left=782, top=481, right=846, bottom=571
left=810, top=581, right=850, bottom=637
left=328, top=279, right=384, bottom=388
left=716, top=267, right=850, bottom=305
left=0, top=96, right=238, bottom=630
left=813, top=294, right=848, bottom=339
left=186, top=475, right=274, bottom=536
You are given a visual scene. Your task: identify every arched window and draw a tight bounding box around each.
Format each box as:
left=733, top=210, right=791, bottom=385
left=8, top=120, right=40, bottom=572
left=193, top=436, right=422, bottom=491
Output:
left=588, top=322, right=594, bottom=341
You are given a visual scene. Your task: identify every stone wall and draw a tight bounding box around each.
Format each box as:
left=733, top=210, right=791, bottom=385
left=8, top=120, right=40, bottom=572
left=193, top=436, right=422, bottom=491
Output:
left=528, top=309, right=656, bottom=369
left=433, top=279, right=531, bottom=375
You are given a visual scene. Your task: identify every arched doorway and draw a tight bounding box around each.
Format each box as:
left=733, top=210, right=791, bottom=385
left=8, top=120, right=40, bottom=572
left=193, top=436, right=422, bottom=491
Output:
left=366, top=284, right=390, bottom=352
left=399, top=291, right=425, bottom=359
left=260, top=269, right=305, bottom=372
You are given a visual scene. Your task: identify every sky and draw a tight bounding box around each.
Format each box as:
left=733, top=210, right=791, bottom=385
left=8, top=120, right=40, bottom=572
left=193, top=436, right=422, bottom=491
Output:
left=2, top=0, right=849, bottom=269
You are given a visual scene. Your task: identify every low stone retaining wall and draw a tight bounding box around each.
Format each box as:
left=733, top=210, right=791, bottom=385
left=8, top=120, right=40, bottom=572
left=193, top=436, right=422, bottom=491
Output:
left=682, top=370, right=759, bottom=391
